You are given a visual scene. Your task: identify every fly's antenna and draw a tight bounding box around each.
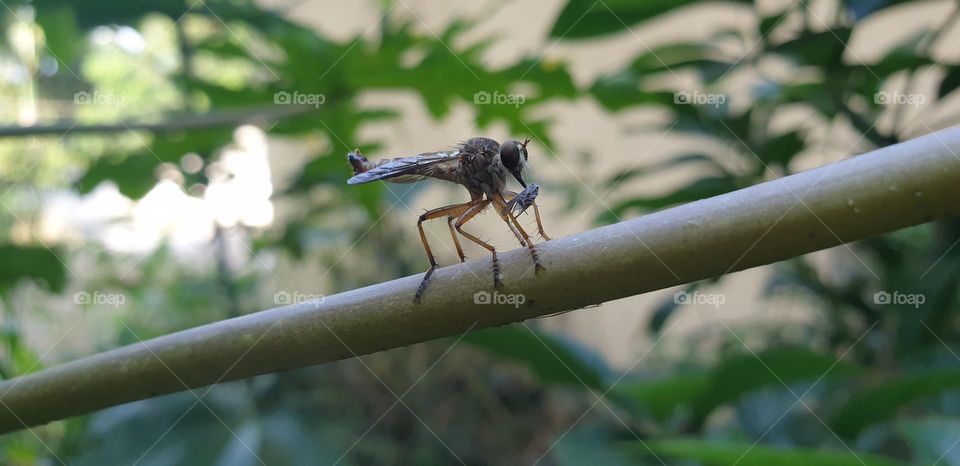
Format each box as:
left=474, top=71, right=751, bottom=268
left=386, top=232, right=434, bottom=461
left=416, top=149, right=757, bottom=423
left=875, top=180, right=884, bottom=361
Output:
left=520, top=138, right=532, bottom=161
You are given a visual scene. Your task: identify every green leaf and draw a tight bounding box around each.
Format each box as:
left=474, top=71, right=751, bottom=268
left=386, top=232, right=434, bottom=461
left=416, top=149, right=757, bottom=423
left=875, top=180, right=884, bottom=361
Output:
left=645, top=282, right=709, bottom=335
left=939, top=66, right=960, bottom=99
left=756, top=131, right=805, bottom=169
left=0, top=244, right=68, bottom=292
left=337, top=20, right=575, bottom=149
left=691, top=347, right=859, bottom=427
left=763, top=80, right=837, bottom=117
left=614, top=372, right=709, bottom=422
left=11, top=344, right=41, bottom=375
left=629, top=439, right=905, bottom=466
left=74, top=126, right=232, bottom=200
left=627, top=43, right=720, bottom=75
left=549, top=0, right=751, bottom=39
left=646, top=292, right=683, bottom=336
left=831, top=369, right=960, bottom=439
left=552, top=426, right=632, bottom=466
left=770, top=28, right=852, bottom=68
left=590, top=43, right=735, bottom=112
left=629, top=43, right=737, bottom=85
left=75, top=154, right=158, bottom=199
left=605, top=153, right=727, bottom=188
left=868, top=32, right=933, bottom=78
left=898, top=417, right=960, bottom=466
left=719, top=107, right=754, bottom=143
left=759, top=10, right=791, bottom=38
left=464, top=325, right=606, bottom=389
left=150, top=130, right=233, bottom=161
left=35, top=6, right=83, bottom=65
left=503, top=58, right=579, bottom=100
left=589, top=74, right=675, bottom=111
left=828, top=32, right=934, bottom=111
left=601, top=175, right=740, bottom=222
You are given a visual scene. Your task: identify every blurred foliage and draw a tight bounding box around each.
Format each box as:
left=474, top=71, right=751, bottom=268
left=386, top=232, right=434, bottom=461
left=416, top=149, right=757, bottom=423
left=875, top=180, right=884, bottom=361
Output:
left=0, top=0, right=958, bottom=464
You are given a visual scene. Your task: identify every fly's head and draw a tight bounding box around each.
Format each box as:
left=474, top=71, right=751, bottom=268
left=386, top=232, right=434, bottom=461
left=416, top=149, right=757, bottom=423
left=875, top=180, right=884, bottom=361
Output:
left=498, top=138, right=531, bottom=188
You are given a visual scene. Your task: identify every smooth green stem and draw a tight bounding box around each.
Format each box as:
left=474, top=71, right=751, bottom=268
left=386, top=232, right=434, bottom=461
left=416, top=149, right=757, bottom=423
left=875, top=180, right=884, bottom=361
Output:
left=1, top=127, right=959, bottom=434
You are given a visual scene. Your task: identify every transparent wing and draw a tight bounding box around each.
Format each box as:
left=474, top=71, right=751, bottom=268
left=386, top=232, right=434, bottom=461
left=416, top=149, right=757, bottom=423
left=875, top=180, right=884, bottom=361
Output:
left=347, top=150, right=461, bottom=185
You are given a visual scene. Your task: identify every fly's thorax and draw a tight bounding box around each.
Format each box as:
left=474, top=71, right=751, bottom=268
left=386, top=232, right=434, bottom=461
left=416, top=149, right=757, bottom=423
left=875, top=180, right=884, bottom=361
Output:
left=464, top=158, right=507, bottom=196
left=488, top=154, right=508, bottom=191
left=457, top=139, right=495, bottom=189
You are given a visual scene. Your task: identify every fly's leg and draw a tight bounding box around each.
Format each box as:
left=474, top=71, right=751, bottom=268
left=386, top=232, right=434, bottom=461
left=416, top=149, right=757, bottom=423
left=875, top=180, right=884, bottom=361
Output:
left=452, top=200, right=502, bottom=288
left=493, top=193, right=544, bottom=273
left=414, top=202, right=474, bottom=303
left=447, top=216, right=466, bottom=262
left=529, top=202, right=551, bottom=241
left=505, top=190, right=550, bottom=241
left=500, top=214, right=527, bottom=248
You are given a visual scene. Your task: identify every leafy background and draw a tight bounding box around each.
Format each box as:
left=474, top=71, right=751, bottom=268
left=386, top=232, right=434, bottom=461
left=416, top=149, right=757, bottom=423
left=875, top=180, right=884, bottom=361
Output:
left=1, top=0, right=960, bottom=464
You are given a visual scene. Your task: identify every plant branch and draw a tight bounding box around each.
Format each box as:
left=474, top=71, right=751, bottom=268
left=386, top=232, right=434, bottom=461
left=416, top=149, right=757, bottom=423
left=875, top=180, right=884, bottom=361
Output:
left=1, top=127, right=959, bottom=434
left=0, top=104, right=317, bottom=137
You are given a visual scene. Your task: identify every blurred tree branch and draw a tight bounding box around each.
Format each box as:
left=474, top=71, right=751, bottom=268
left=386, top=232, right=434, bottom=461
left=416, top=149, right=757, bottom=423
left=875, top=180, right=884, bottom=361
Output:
left=0, top=104, right=318, bottom=137
left=0, top=127, right=958, bottom=434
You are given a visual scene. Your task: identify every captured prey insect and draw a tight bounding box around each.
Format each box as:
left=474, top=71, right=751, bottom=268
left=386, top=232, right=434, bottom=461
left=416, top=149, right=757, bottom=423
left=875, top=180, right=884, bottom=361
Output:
left=347, top=137, right=551, bottom=303
left=507, top=183, right=539, bottom=215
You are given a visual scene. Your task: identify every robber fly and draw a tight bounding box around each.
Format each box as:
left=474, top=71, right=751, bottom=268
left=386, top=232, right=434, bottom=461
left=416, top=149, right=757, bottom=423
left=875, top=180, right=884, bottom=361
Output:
left=347, top=137, right=550, bottom=303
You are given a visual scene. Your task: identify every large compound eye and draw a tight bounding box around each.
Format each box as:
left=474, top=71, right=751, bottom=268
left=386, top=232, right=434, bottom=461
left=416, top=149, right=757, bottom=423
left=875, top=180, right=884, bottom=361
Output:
left=499, top=140, right=520, bottom=169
